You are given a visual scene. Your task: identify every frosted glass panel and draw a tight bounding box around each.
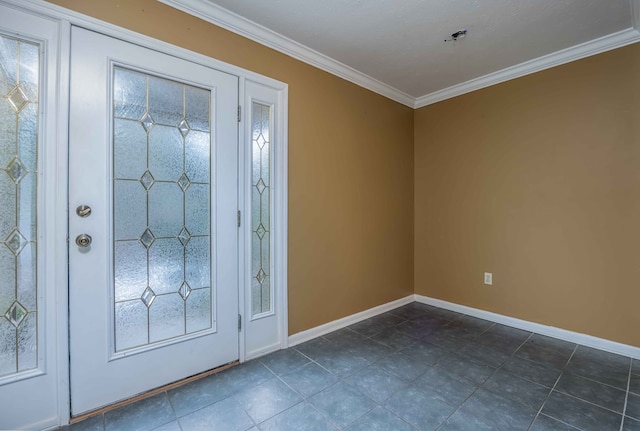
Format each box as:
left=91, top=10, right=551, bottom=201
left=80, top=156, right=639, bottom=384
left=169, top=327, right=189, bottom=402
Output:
left=112, top=66, right=213, bottom=352
left=0, top=34, right=39, bottom=377
left=251, top=102, right=272, bottom=316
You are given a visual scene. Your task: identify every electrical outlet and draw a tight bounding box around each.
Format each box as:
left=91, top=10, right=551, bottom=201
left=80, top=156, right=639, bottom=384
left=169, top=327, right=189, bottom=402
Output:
left=484, top=272, right=493, bottom=285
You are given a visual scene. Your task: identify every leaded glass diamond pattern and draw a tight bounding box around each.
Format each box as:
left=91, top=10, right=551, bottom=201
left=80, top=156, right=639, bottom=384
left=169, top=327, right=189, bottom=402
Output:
left=256, top=224, right=266, bottom=240
left=5, top=229, right=27, bottom=256
left=140, top=170, right=155, bottom=190
left=177, top=173, right=191, bottom=192
left=113, top=67, right=213, bottom=352
left=178, top=282, right=191, bottom=300
left=177, top=227, right=191, bottom=247
left=140, top=112, right=155, bottom=132
left=6, top=157, right=27, bottom=184
left=6, top=85, right=29, bottom=113
left=178, top=119, right=190, bottom=137
left=256, top=178, right=266, bottom=195
left=5, top=301, right=27, bottom=328
left=141, top=287, right=156, bottom=308
left=251, top=102, right=271, bottom=316
left=140, top=228, right=156, bottom=249
left=0, top=35, right=40, bottom=377
left=256, top=268, right=267, bottom=285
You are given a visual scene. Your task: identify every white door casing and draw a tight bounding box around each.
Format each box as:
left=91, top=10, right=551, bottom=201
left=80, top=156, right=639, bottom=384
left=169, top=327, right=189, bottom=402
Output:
left=68, top=27, right=239, bottom=415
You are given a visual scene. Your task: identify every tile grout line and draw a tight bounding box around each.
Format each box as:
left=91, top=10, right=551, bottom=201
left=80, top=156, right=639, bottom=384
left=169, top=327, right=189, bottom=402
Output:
left=526, top=344, right=579, bottom=431
left=619, top=360, right=633, bottom=431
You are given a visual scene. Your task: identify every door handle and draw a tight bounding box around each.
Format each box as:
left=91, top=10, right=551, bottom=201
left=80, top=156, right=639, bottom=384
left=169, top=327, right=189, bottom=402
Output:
left=75, top=234, right=92, bottom=248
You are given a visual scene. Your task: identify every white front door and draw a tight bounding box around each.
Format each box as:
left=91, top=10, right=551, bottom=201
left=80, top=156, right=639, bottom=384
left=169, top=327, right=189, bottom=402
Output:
left=69, top=27, right=239, bottom=415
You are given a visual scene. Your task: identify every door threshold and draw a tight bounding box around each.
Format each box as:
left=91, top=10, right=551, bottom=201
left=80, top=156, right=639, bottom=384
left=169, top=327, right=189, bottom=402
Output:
left=70, top=360, right=240, bottom=424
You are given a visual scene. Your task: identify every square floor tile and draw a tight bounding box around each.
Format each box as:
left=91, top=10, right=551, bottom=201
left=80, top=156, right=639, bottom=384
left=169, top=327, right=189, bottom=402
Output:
left=345, top=365, right=409, bottom=403
left=630, top=374, right=640, bottom=395
left=178, top=397, right=254, bottom=431
left=309, top=382, right=376, bottom=428
left=371, top=328, right=418, bottom=351
left=258, top=402, right=338, bottom=431
left=233, top=378, right=303, bottom=424
left=627, top=393, right=640, bottom=421
left=564, top=359, right=630, bottom=390
left=529, top=414, right=580, bottom=431
left=104, top=393, right=175, bottom=431
left=279, top=362, right=338, bottom=397
left=501, top=356, right=561, bottom=387
left=625, top=416, right=640, bottom=431
left=343, top=338, right=393, bottom=363
left=168, top=373, right=232, bottom=417
left=63, top=415, right=104, bottom=431
left=541, top=391, right=622, bottom=431
left=413, top=367, right=477, bottom=407
left=435, top=351, right=496, bottom=386
left=218, top=361, right=276, bottom=395
left=438, top=410, right=495, bottom=431
left=515, top=343, right=573, bottom=370
left=399, top=340, right=447, bottom=366
left=375, top=352, right=430, bottom=382
left=571, top=346, right=631, bottom=369
left=295, top=338, right=340, bottom=360
left=384, top=385, right=456, bottom=430
left=260, top=349, right=310, bottom=376
left=345, top=406, right=415, bottom=431
left=482, top=369, right=550, bottom=411
left=523, top=334, right=577, bottom=355
left=460, top=340, right=511, bottom=368
left=151, top=421, right=181, bottom=431
left=455, top=389, right=536, bottom=431
left=555, top=373, right=626, bottom=413
left=314, top=350, right=371, bottom=378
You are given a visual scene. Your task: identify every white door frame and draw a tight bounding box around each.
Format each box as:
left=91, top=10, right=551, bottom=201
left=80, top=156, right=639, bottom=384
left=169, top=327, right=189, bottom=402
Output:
left=0, top=0, right=288, bottom=427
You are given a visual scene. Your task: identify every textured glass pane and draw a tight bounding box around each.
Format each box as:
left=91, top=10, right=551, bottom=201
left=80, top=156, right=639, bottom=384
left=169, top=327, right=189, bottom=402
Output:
left=18, top=42, right=38, bottom=102
left=0, top=34, right=39, bottom=375
left=114, top=240, right=147, bottom=302
left=114, top=119, right=146, bottom=180
left=149, top=125, right=183, bottom=181
left=186, top=288, right=211, bottom=333
left=115, top=300, right=148, bottom=351
left=0, top=247, right=16, bottom=313
left=0, top=319, right=16, bottom=376
left=0, top=101, right=14, bottom=172
left=18, top=103, right=37, bottom=171
left=149, top=238, right=184, bottom=295
left=114, top=68, right=147, bottom=121
left=185, top=184, right=210, bottom=236
left=17, top=312, right=36, bottom=371
left=112, top=67, right=212, bottom=352
left=0, top=37, right=17, bottom=96
left=17, top=170, right=36, bottom=241
left=185, top=85, right=210, bottom=132
left=148, top=182, right=182, bottom=238
left=185, top=236, right=210, bottom=289
left=114, top=180, right=146, bottom=241
left=149, top=293, right=184, bottom=342
left=251, top=102, right=271, bottom=315
left=148, top=76, right=183, bottom=127
left=185, top=130, right=210, bottom=183
left=16, top=243, right=36, bottom=311
left=0, top=172, right=16, bottom=240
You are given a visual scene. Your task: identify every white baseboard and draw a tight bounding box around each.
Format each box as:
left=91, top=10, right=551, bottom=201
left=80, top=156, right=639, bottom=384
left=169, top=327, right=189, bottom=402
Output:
left=245, top=342, right=282, bottom=361
left=288, top=295, right=414, bottom=347
left=415, top=294, right=640, bottom=360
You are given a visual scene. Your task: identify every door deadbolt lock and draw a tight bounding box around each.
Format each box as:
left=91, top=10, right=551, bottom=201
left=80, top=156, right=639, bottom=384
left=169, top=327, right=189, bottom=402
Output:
left=75, top=234, right=92, bottom=248
left=76, top=205, right=92, bottom=218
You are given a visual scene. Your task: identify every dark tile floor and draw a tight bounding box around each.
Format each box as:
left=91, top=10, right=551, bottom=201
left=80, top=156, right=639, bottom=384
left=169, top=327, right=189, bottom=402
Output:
left=60, top=302, right=640, bottom=431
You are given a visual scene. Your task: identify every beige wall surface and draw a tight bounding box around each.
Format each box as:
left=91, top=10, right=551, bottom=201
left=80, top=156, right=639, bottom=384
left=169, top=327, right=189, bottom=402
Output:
left=414, top=43, right=640, bottom=346
left=49, top=0, right=415, bottom=334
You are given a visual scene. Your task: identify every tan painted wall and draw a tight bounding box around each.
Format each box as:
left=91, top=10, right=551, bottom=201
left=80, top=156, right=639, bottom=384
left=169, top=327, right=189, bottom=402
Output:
left=49, top=0, right=415, bottom=334
left=414, top=43, right=640, bottom=346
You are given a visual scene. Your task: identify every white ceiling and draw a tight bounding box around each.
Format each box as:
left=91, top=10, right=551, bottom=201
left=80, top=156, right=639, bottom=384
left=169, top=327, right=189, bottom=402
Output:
left=162, top=0, right=640, bottom=107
